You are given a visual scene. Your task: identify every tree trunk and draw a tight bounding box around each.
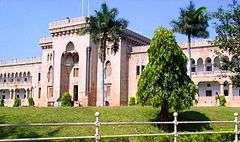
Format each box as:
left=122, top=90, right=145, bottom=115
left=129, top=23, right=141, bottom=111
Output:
left=159, top=104, right=171, bottom=131
left=99, top=61, right=105, bottom=106
left=99, top=35, right=107, bottom=106
left=187, top=35, right=192, bottom=79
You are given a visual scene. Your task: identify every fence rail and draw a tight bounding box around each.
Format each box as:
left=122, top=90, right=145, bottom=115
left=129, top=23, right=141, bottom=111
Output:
left=0, top=112, right=239, bottom=142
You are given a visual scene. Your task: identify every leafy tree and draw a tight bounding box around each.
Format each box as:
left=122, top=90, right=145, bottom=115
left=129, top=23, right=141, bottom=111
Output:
left=0, top=99, right=4, bottom=107
left=212, top=0, right=240, bottom=86
left=13, top=98, right=21, bottom=107
left=61, top=92, right=73, bottom=107
left=80, top=3, right=128, bottom=106
left=28, top=97, right=35, bottom=107
left=137, top=27, right=197, bottom=128
left=171, top=1, right=209, bottom=78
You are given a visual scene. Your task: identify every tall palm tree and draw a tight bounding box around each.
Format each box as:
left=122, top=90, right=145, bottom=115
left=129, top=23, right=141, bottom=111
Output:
left=80, top=3, right=128, bottom=106
left=171, top=1, right=209, bottom=78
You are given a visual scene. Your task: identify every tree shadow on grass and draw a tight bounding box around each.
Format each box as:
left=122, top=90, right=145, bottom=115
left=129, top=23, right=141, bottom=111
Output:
left=178, top=111, right=212, bottom=132
left=0, top=115, right=62, bottom=141
left=149, top=110, right=174, bottom=132
left=150, top=110, right=212, bottom=132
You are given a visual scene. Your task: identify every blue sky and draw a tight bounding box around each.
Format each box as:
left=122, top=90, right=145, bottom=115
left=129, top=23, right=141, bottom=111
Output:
left=0, top=0, right=231, bottom=60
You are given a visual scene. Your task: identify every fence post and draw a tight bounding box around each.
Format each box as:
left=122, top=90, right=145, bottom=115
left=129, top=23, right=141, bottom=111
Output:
left=95, top=112, right=101, bottom=142
left=173, top=112, right=178, bottom=142
left=234, top=112, right=238, bottom=142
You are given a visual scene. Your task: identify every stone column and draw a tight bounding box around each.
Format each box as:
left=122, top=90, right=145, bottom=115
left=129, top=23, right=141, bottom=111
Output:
left=27, top=89, right=29, bottom=98
left=10, top=90, right=13, bottom=99
left=220, top=83, right=224, bottom=96
left=229, top=83, right=233, bottom=97
left=13, top=90, right=16, bottom=99
left=29, top=88, right=32, bottom=98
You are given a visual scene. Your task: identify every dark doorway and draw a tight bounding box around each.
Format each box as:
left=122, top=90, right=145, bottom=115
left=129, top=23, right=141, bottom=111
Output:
left=73, top=85, right=78, bottom=101
left=206, top=90, right=212, bottom=96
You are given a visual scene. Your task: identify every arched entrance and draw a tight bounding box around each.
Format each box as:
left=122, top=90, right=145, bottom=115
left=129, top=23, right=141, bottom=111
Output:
left=60, top=42, right=79, bottom=98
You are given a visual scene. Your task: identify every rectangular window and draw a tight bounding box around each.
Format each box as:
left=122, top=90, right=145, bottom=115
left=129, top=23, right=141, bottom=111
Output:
left=141, top=65, right=145, bottom=72
left=206, top=90, right=212, bottom=96
left=224, top=90, right=229, bottom=96
left=136, top=66, right=140, bottom=76
left=2, top=95, right=5, bottom=99
left=107, top=48, right=110, bottom=55
left=38, top=73, right=41, bottom=81
left=38, top=88, right=41, bottom=98
left=73, top=68, right=79, bottom=77
left=48, top=87, right=53, bottom=98
left=73, top=85, right=78, bottom=101
left=206, top=66, right=212, bottom=71
left=191, top=67, right=196, bottom=72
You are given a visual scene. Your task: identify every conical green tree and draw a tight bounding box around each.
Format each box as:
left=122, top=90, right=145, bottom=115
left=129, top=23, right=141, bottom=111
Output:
left=80, top=3, right=128, bottom=106
left=171, top=1, right=209, bottom=78
left=137, top=27, right=197, bottom=129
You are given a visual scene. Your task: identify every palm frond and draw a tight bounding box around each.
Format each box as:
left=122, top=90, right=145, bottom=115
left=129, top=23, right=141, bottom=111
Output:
left=79, top=3, right=128, bottom=62
left=170, top=1, right=209, bottom=38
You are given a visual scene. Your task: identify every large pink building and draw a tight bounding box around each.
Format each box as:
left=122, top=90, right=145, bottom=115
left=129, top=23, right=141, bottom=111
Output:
left=0, top=17, right=239, bottom=107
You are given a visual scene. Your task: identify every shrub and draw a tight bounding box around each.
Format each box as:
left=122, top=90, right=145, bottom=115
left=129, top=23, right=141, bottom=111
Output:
left=219, top=96, right=226, bottom=106
left=224, top=80, right=228, bottom=86
left=13, top=98, right=21, bottom=107
left=61, top=92, right=73, bottom=107
left=0, top=99, right=4, bottom=107
left=129, top=97, right=136, bottom=106
left=28, top=97, right=34, bottom=107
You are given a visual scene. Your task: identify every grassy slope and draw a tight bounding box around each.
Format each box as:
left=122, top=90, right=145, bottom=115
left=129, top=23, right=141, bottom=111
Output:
left=0, top=106, right=239, bottom=139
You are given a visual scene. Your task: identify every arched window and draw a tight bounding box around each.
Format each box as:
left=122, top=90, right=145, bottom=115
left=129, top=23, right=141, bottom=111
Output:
left=232, top=55, right=238, bottom=64
left=105, top=61, right=112, bottom=79
left=66, top=42, right=75, bottom=51
left=205, top=57, right=212, bottom=71
left=19, top=72, right=22, bottom=77
left=222, top=56, right=229, bottom=70
left=191, top=58, right=196, bottom=72
left=27, top=72, right=31, bottom=77
left=213, top=57, right=220, bottom=70
left=47, top=66, right=53, bottom=83
left=232, top=55, right=240, bottom=72
left=50, top=54, right=53, bottom=61
left=197, top=58, right=204, bottom=72
left=47, top=54, right=49, bottom=61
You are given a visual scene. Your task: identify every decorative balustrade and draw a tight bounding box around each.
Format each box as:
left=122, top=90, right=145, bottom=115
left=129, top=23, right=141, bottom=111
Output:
left=192, top=70, right=229, bottom=76
left=0, top=57, right=41, bottom=66
left=0, top=80, right=32, bottom=87
left=39, top=36, right=53, bottom=44
left=49, top=17, right=86, bottom=30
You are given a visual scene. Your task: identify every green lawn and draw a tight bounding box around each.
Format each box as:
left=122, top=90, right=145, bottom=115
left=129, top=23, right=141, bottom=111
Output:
left=0, top=106, right=239, bottom=141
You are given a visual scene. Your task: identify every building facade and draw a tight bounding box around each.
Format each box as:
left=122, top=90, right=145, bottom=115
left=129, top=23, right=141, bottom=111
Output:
left=0, top=17, right=239, bottom=107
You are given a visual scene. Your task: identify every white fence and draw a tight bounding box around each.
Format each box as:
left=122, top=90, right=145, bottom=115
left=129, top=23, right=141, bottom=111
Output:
left=0, top=112, right=239, bottom=142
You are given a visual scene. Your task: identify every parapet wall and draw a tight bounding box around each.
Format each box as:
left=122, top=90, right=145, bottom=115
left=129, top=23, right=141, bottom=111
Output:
left=0, top=57, right=42, bottom=67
